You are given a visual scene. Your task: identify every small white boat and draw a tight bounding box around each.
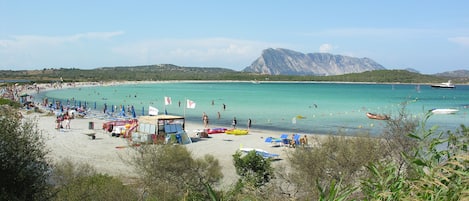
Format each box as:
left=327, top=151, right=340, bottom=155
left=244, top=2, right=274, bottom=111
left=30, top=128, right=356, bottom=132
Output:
left=251, top=79, right=260, bottom=84
left=430, top=108, right=459, bottom=114
left=431, top=80, right=455, bottom=88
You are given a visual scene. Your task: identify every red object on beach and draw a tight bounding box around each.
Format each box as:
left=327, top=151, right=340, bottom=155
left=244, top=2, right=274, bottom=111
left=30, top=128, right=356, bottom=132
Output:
left=102, top=119, right=137, bottom=132
left=207, top=127, right=227, bottom=134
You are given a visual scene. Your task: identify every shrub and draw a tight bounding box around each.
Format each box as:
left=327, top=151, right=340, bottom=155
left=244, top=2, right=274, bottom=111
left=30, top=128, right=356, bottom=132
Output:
left=129, top=144, right=223, bottom=200
left=360, top=113, right=469, bottom=200
left=53, top=174, right=137, bottom=201
left=287, top=135, right=383, bottom=199
left=233, top=150, right=274, bottom=188
left=0, top=106, right=51, bottom=200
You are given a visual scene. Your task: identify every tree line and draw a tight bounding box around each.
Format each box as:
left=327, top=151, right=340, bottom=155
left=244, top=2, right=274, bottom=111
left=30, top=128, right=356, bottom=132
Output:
left=0, top=65, right=458, bottom=84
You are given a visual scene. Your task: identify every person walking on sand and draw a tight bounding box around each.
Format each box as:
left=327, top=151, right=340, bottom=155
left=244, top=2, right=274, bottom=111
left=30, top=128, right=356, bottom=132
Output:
left=202, top=112, right=209, bottom=128
left=64, top=113, right=71, bottom=129
left=232, top=117, right=237, bottom=129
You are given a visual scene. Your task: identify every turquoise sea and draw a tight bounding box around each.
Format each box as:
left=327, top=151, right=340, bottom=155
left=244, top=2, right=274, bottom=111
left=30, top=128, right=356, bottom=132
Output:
left=39, top=82, right=469, bottom=136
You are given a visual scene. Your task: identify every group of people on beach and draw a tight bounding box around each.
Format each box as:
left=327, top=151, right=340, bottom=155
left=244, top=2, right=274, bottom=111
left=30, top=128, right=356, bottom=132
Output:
left=56, top=112, right=72, bottom=129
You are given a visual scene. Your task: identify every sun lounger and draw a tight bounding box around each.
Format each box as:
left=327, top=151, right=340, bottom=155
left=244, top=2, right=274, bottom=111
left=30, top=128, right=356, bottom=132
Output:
left=265, top=137, right=283, bottom=147
left=239, top=148, right=280, bottom=159
left=293, top=134, right=301, bottom=145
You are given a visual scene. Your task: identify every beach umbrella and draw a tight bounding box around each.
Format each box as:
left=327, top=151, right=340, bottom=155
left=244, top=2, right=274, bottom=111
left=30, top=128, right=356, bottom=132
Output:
left=78, top=100, right=81, bottom=108
left=120, top=105, right=126, bottom=117
left=142, top=107, right=145, bottom=115
left=131, top=106, right=136, bottom=118
left=94, top=102, right=97, bottom=109
left=111, top=105, right=114, bottom=113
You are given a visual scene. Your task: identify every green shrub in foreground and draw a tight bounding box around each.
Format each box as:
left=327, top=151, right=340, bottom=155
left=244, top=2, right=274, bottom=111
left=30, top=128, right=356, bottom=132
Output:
left=53, top=174, right=138, bottom=201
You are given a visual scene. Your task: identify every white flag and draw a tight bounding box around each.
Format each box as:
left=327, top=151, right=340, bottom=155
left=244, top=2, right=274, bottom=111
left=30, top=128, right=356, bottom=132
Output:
left=186, top=99, right=196, bottom=109
left=149, top=106, right=159, bottom=115
left=164, top=96, right=172, bottom=105
left=292, top=117, right=297, bottom=124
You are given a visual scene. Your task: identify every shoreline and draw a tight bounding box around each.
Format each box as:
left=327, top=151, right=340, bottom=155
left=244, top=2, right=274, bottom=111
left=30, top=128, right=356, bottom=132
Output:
left=18, top=80, right=465, bottom=188
left=23, top=106, right=326, bottom=188
left=21, top=82, right=329, bottom=187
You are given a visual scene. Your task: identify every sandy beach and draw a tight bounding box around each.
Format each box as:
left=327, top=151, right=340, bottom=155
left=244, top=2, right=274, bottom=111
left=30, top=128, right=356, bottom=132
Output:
left=15, top=82, right=326, bottom=188
left=24, top=106, right=323, bottom=188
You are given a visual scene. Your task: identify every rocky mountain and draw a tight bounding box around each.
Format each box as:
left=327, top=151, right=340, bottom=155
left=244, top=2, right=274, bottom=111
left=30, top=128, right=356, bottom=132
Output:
left=243, top=48, right=386, bottom=75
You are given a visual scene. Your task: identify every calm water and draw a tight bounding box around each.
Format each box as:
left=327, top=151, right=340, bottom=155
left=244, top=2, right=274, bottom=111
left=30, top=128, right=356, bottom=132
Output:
left=39, top=82, right=469, bottom=135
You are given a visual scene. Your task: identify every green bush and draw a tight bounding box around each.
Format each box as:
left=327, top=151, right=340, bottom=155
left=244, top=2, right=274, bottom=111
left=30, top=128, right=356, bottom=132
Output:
left=54, top=174, right=137, bottom=201
left=129, top=144, right=223, bottom=200
left=0, top=107, right=51, bottom=200
left=287, top=135, right=383, bottom=199
left=360, top=113, right=469, bottom=200
left=233, top=150, right=274, bottom=188
left=0, top=98, right=21, bottom=108
left=50, top=159, right=97, bottom=187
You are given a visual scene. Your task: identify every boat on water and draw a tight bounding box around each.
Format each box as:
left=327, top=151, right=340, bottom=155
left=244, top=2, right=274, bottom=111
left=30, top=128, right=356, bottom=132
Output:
left=431, top=80, right=455, bottom=88
left=366, top=112, right=390, bottom=120
left=225, top=129, right=249, bottom=135
left=251, top=79, right=260, bottom=84
left=430, top=108, right=459, bottom=114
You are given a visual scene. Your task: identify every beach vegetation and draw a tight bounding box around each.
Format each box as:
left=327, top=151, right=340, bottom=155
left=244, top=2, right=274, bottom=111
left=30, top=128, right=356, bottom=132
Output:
left=285, top=134, right=384, bottom=200
left=231, top=150, right=276, bottom=200
left=0, top=107, right=52, bottom=200
left=360, top=115, right=469, bottom=200
left=53, top=174, right=137, bottom=201
left=233, top=150, right=275, bottom=188
left=49, top=158, right=97, bottom=187
left=0, top=97, right=21, bottom=108
left=128, top=144, right=223, bottom=200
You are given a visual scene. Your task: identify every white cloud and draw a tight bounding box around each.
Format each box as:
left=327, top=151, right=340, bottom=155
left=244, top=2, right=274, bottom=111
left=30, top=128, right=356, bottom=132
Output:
left=448, top=36, right=469, bottom=47
left=0, top=31, right=125, bottom=68
left=0, top=32, right=282, bottom=70
left=319, top=43, right=333, bottom=53
left=0, top=31, right=124, bottom=48
left=112, top=38, right=280, bottom=69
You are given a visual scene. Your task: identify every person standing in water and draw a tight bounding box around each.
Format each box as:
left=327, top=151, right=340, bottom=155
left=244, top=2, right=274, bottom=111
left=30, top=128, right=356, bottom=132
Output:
left=232, top=117, right=237, bottom=129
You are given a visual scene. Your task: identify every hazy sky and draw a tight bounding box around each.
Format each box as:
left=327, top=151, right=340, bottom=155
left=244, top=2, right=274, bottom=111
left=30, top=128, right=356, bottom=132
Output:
left=1, top=0, right=468, bottom=74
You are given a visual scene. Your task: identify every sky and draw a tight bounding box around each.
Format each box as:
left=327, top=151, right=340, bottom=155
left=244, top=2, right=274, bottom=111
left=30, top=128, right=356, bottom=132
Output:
left=1, top=1, right=468, bottom=74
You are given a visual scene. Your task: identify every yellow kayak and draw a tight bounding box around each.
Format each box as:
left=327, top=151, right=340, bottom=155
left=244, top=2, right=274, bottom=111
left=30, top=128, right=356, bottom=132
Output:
left=225, top=129, right=249, bottom=135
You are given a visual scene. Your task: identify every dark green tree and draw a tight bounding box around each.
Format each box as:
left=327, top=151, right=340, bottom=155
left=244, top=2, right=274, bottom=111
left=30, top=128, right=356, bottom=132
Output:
left=0, top=106, right=51, bottom=201
left=233, top=150, right=274, bottom=188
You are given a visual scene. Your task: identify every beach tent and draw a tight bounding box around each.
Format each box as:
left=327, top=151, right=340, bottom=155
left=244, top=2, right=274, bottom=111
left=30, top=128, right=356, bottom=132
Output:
left=137, top=115, right=191, bottom=144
